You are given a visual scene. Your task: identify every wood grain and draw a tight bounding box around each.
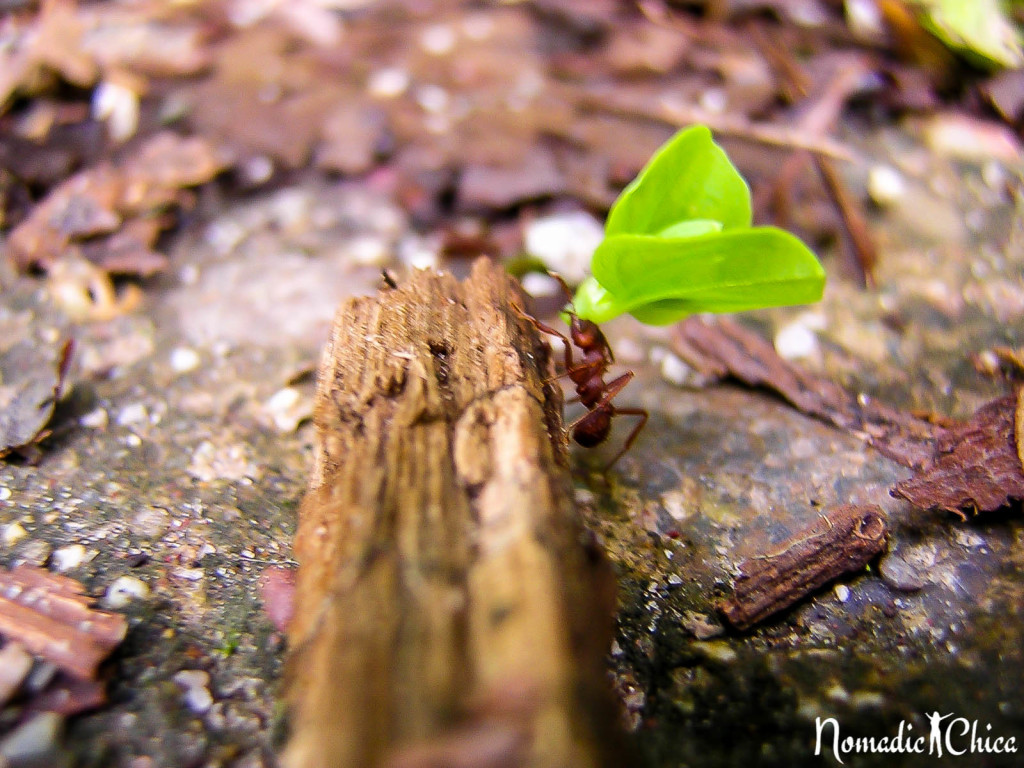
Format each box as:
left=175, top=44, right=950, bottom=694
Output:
left=283, top=259, right=624, bottom=768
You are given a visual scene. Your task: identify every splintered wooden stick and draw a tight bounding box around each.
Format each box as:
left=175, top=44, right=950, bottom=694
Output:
left=283, top=259, right=624, bottom=768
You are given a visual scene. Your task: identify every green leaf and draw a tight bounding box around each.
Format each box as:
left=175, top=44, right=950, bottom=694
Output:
left=605, top=125, right=752, bottom=238
left=580, top=227, right=825, bottom=325
left=916, top=0, right=1023, bottom=69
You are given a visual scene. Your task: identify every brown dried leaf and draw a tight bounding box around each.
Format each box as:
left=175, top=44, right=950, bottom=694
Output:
left=672, top=317, right=942, bottom=469
left=0, top=0, right=99, bottom=115
left=893, top=393, right=1024, bottom=515
left=8, top=132, right=224, bottom=276
left=0, top=339, right=73, bottom=459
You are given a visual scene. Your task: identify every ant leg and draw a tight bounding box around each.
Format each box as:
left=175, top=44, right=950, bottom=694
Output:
left=511, top=302, right=576, bottom=372
left=593, top=371, right=635, bottom=409
left=603, top=408, right=649, bottom=471
left=548, top=272, right=575, bottom=304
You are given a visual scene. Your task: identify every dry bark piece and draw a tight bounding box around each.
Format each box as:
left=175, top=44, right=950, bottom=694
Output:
left=284, top=259, right=623, bottom=768
left=0, top=564, right=127, bottom=681
left=672, top=317, right=942, bottom=470
left=719, top=504, right=888, bottom=631
left=893, top=393, right=1024, bottom=517
left=0, top=339, right=73, bottom=460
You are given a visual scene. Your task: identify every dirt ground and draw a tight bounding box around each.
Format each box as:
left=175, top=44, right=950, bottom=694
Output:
left=1, top=1, right=1023, bottom=766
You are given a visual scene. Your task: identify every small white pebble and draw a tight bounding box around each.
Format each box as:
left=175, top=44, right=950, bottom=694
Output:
left=523, top=211, right=604, bottom=283
left=79, top=407, right=109, bottom=430
left=867, top=164, right=906, bottom=206
left=845, top=0, right=885, bottom=38
left=170, top=347, right=201, bottom=374
left=174, top=670, right=213, bottom=714
left=698, top=87, right=727, bottom=114
left=103, top=575, right=149, bottom=609
left=2, top=522, right=27, bottom=547
left=239, top=155, right=274, bottom=185
left=264, top=387, right=311, bottom=433
left=834, top=584, right=851, bottom=603
left=774, top=321, right=819, bottom=360
left=367, top=67, right=410, bottom=99
left=0, top=712, right=64, bottom=764
left=659, top=352, right=691, bottom=387
left=520, top=272, right=560, bottom=298
left=0, top=486, right=11, bottom=501
left=52, top=544, right=92, bottom=572
left=420, top=24, right=456, bottom=55
left=92, top=80, right=139, bottom=143
left=116, top=403, right=149, bottom=427
left=415, top=84, right=449, bottom=114
left=825, top=683, right=850, bottom=703
left=346, top=235, right=388, bottom=267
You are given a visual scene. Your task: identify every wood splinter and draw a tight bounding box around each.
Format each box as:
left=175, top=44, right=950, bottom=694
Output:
left=283, top=259, right=625, bottom=768
left=719, top=504, right=889, bottom=631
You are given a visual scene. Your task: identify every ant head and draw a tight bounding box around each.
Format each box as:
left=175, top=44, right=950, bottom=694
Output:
left=571, top=316, right=608, bottom=350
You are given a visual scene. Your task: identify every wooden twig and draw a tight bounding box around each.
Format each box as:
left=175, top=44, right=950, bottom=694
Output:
left=814, top=154, right=878, bottom=288
left=575, top=90, right=858, bottom=163
left=283, top=259, right=624, bottom=768
left=719, top=504, right=888, bottom=631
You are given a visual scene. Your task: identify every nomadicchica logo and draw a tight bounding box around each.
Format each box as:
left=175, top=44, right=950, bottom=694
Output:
left=814, top=713, right=1017, bottom=763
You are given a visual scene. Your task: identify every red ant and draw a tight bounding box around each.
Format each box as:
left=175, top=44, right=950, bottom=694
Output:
left=517, top=274, right=648, bottom=470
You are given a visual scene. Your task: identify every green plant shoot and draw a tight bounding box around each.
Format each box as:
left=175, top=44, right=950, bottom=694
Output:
left=571, top=125, right=826, bottom=326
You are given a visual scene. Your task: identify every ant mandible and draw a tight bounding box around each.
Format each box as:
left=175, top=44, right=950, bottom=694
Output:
left=517, top=274, right=648, bottom=470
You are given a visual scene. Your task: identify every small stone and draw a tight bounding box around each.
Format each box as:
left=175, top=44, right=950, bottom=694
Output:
left=103, top=575, right=150, bottom=609
left=263, top=387, right=311, bottom=433
left=92, top=79, right=140, bottom=143
left=520, top=272, right=560, bottom=299
left=0, top=643, right=33, bottom=706
left=867, top=164, right=906, bottom=206
left=834, top=584, right=851, bottom=603
left=0, top=712, right=64, bottom=764
left=695, top=640, right=737, bottom=664
left=132, top=506, right=170, bottom=539
left=367, top=67, right=410, bottom=99
left=17, top=540, right=52, bottom=567
left=52, top=543, right=94, bottom=572
left=524, top=211, right=604, bottom=283
left=825, top=683, right=850, bottom=703
left=170, top=347, right=201, bottom=374
left=659, top=352, right=691, bottom=387
left=775, top=320, right=819, bottom=360
left=879, top=551, right=927, bottom=592
left=681, top=611, right=724, bottom=640
left=2, top=522, right=28, bottom=547
left=174, top=669, right=213, bottom=714
left=415, top=84, right=449, bottom=114
left=0, top=486, right=11, bottom=501
left=79, top=407, right=109, bottom=429
left=188, top=439, right=257, bottom=483
left=420, top=24, right=456, bottom=55
left=116, top=403, right=149, bottom=427
left=345, top=235, right=388, bottom=267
